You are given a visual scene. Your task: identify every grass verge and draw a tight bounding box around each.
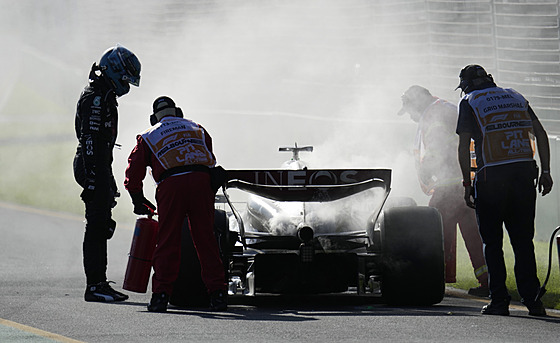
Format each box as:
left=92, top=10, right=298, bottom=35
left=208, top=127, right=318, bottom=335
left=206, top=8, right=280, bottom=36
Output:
left=0, top=122, right=137, bottom=224
left=453, top=232, right=560, bottom=310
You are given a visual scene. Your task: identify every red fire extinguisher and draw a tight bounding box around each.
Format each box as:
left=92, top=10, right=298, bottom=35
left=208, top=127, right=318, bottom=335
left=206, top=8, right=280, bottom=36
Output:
left=123, top=215, right=159, bottom=293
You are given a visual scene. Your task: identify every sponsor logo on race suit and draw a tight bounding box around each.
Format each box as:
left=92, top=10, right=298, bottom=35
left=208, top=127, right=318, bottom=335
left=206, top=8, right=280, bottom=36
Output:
left=465, top=87, right=534, bottom=167
left=142, top=117, right=216, bottom=169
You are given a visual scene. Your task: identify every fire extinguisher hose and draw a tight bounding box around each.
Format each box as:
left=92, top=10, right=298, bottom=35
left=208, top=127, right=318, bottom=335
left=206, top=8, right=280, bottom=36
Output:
left=535, top=226, right=560, bottom=302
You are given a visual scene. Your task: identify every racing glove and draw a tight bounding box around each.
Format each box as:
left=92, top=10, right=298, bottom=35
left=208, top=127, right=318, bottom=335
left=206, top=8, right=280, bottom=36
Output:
left=129, top=191, right=156, bottom=215
left=80, top=178, right=96, bottom=203
left=106, top=218, right=117, bottom=240
left=110, top=177, right=120, bottom=209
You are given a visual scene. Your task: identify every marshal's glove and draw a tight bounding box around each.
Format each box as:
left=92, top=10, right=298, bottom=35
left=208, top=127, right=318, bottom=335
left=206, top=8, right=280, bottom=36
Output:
left=463, top=184, right=475, bottom=209
left=210, top=165, right=227, bottom=193
left=129, top=191, right=156, bottom=215
left=538, top=172, right=553, bottom=196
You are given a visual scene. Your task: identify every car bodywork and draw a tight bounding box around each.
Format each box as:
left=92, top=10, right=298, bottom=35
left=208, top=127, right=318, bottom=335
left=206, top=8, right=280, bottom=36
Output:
left=171, top=145, right=445, bottom=306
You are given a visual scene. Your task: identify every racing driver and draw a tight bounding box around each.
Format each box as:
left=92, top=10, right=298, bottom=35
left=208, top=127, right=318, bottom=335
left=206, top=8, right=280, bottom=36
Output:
left=73, top=45, right=141, bottom=302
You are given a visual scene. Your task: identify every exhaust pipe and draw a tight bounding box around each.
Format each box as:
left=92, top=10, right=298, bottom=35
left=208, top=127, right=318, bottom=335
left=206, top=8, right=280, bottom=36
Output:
left=297, top=224, right=314, bottom=263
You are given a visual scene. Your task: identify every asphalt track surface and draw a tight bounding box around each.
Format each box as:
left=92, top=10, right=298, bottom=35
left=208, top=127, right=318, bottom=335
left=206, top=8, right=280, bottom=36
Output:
left=0, top=201, right=559, bottom=343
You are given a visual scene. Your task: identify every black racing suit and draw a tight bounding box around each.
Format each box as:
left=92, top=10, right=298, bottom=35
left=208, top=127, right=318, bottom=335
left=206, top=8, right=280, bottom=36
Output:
left=73, top=71, right=120, bottom=285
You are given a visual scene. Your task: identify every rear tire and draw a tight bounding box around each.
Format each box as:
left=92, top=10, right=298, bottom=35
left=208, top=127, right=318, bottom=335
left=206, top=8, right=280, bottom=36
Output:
left=380, top=206, right=444, bottom=305
left=384, top=196, right=417, bottom=210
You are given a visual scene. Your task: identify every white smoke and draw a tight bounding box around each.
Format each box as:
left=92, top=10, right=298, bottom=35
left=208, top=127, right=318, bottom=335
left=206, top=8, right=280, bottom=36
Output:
left=0, top=0, right=455, bottom=222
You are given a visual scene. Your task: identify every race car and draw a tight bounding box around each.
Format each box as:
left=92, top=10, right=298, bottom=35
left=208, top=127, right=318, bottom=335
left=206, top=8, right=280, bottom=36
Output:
left=170, top=144, right=445, bottom=306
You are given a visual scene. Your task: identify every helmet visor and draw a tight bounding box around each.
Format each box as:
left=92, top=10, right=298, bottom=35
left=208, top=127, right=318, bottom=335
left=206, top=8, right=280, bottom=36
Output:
left=122, top=74, right=140, bottom=87
left=115, top=48, right=141, bottom=87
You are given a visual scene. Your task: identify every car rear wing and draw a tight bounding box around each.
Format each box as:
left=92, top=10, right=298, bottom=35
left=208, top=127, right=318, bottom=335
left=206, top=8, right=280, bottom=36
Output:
left=224, top=169, right=391, bottom=201
left=221, top=169, right=392, bottom=247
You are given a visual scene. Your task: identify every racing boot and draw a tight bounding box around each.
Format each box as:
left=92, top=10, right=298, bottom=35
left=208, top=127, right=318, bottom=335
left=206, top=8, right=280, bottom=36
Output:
left=209, top=290, right=227, bottom=311
left=85, top=281, right=129, bottom=302
left=481, top=297, right=510, bottom=316
left=148, top=292, right=169, bottom=313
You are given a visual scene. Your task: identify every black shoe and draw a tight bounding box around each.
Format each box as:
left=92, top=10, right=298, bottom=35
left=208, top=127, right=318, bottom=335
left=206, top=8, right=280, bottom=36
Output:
left=468, top=285, right=490, bottom=298
left=148, top=293, right=169, bottom=313
left=481, top=298, right=510, bottom=316
left=526, top=300, right=547, bottom=317
left=85, top=281, right=128, bottom=302
left=209, top=290, right=227, bottom=311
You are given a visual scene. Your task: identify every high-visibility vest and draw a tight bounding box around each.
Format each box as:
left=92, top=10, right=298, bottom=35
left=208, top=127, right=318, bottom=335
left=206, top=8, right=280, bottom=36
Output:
left=414, top=99, right=462, bottom=194
left=141, top=117, right=216, bottom=170
left=464, top=87, right=534, bottom=169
